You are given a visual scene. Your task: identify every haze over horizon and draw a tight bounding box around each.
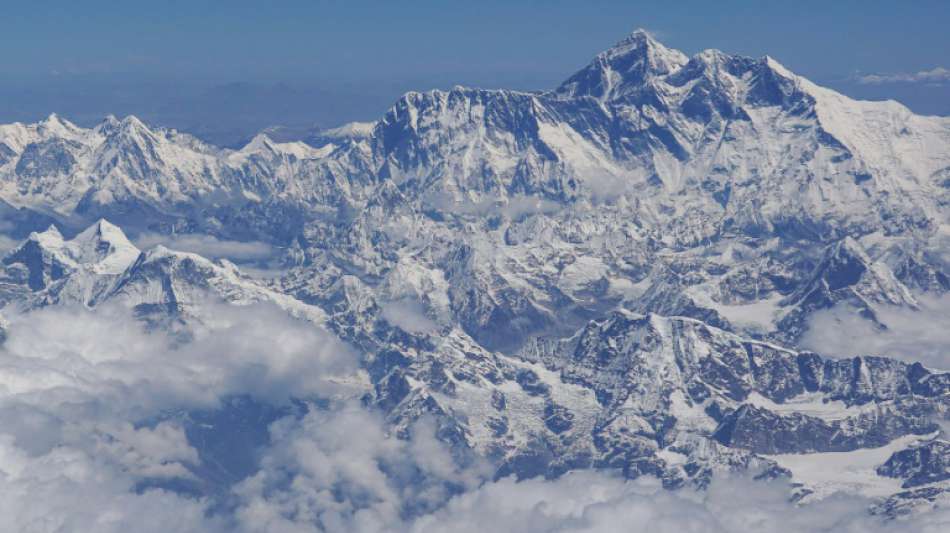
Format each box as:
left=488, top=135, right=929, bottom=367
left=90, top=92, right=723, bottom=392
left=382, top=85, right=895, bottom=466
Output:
left=4, top=3, right=950, bottom=530
left=3, top=0, right=949, bottom=146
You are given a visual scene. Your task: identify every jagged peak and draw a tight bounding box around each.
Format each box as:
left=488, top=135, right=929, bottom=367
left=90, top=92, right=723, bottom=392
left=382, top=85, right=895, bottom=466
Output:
left=16, top=224, right=67, bottom=253
left=606, top=29, right=681, bottom=58
left=93, top=115, right=120, bottom=136
left=553, top=29, right=688, bottom=100
left=691, top=48, right=734, bottom=67
left=99, top=114, right=120, bottom=126
left=95, top=114, right=154, bottom=139
left=762, top=55, right=796, bottom=80
left=143, top=243, right=174, bottom=258
left=73, top=218, right=135, bottom=248
left=318, top=121, right=376, bottom=140
left=134, top=244, right=200, bottom=268
left=119, top=114, right=146, bottom=127
left=33, top=223, right=64, bottom=240
left=2, top=220, right=139, bottom=278
left=66, top=219, right=140, bottom=273
left=37, top=112, right=79, bottom=134
left=139, top=243, right=213, bottom=266
left=117, top=115, right=153, bottom=136
left=241, top=132, right=278, bottom=153
left=394, top=85, right=529, bottom=106
left=615, top=28, right=656, bottom=46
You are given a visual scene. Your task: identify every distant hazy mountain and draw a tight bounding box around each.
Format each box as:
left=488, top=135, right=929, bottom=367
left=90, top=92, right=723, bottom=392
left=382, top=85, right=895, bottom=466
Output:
left=1, top=30, right=949, bottom=517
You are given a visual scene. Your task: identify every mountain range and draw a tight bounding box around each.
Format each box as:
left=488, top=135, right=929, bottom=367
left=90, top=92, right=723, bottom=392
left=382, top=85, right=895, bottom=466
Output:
left=1, top=30, right=949, bottom=519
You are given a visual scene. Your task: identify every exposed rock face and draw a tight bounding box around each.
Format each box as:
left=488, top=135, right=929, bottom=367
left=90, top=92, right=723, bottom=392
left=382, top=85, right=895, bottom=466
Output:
left=878, top=440, right=950, bottom=488
left=1, top=30, right=950, bottom=518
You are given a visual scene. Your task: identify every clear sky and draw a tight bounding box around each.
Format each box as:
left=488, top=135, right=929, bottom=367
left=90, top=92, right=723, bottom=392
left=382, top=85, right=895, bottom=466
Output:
left=2, top=0, right=948, bottom=144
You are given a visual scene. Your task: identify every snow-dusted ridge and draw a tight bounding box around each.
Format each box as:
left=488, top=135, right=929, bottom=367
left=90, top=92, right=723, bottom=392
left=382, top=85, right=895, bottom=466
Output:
left=0, top=30, right=949, bottom=518
left=0, top=218, right=326, bottom=324
left=0, top=28, right=947, bottom=241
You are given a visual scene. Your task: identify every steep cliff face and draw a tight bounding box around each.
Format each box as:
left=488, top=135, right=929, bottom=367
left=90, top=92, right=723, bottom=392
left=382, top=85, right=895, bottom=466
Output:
left=1, top=30, right=949, bottom=517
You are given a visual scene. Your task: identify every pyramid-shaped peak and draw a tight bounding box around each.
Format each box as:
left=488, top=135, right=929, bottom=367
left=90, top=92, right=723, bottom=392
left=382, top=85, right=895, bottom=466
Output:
left=35, top=223, right=64, bottom=239
left=98, top=114, right=153, bottom=136
left=601, top=28, right=687, bottom=66
left=613, top=28, right=662, bottom=47
left=37, top=113, right=78, bottom=134
left=553, top=29, right=688, bottom=100
left=241, top=133, right=278, bottom=154
left=68, top=219, right=140, bottom=273
left=78, top=218, right=132, bottom=243
left=42, top=112, right=64, bottom=125
left=119, top=115, right=148, bottom=128
left=93, top=114, right=121, bottom=134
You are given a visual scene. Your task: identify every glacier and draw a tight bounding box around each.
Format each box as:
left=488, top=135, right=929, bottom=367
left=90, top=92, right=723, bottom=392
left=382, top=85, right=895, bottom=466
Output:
left=0, top=29, right=949, bottom=527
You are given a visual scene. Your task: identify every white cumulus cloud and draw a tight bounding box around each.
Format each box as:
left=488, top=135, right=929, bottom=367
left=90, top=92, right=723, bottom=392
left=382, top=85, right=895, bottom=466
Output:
left=857, top=67, right=950, bottom=85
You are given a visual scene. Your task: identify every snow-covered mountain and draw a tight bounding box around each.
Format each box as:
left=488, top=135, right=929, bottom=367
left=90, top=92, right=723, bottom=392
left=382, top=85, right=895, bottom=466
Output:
left=0, top=219, right=325, bottom=326
left=1, top=30, right=949, bottom=517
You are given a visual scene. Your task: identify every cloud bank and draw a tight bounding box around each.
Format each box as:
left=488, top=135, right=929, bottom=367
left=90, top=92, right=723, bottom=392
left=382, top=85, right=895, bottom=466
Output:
left=857, top=67, right=950, bottom=85
left=134, top=233, right=276, bottom=263
left=0, top=301, right=357, bottom=532
left=1, top=301, right=948, bottom=532
left=800, top=293, right=950, bottom=370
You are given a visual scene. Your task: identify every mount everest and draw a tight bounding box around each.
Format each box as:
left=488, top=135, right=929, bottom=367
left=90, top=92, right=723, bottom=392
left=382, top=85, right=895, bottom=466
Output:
left=1, top=29, right=950, bottom=526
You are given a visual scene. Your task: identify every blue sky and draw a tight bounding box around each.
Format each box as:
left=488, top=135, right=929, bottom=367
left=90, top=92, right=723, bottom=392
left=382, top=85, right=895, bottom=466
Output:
left=2, top=1, right=948, bottom=143
left=6, top=0, right=949, bottom=81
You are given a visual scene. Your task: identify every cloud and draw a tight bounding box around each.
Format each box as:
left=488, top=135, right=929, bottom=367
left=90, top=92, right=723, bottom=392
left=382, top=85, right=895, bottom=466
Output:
left=231, top=403, right=488, bottom=533
left=800, top=293, right=950, bottom=370
left=425, top=193, right=562, bottom=220
left=134, top=233, right=276, bottom=262
left=0, top=234, right=19, bottom=255
left=0, top=432, right=222, bottom=533
left=95, top=421, right=200, bottom=480
left=380, top=298, right=440, bottom=334
left=2, top=292, right=950, bottom=531
left=407, top=472, right=950, bottom=533
left=0, top=299, right=363, bottom=532
left=0, top=301, right=357, bottom=411
left=857, top=67, right=950, bottom=85
left=232, top=420, right=950, bottom=533
left=225, top=397, right=950, bottom=533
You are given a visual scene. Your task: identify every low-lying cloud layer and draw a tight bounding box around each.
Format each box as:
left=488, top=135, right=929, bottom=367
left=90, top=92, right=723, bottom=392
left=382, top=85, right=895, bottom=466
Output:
left=0, top=301, right=356, bottom=531
left=801, top=293, right=950, bottom=370
left=1, top=301, right=948, bottom=532
left=134, top=233, right=276, bottom=263
left=409, top=473, right=950, bottom=533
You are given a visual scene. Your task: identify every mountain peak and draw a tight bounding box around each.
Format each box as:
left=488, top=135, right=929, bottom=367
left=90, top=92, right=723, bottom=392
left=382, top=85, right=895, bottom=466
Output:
left=37, top=112, right=78, bottom=135
left=25, top=224, right=66, bottom=249
left=241, top=133, right=278, bottom=154
left=1, top=220, right=138, bottom=292
left=613, top=28, right=659, bottom=47
left=96, top=114, right=151, bottom=135
left=119, top=114, right=147, bottom=129
left=601, top=29, right=687, bottom=71
left=762, top=55, right=796, bottom=80
left=553, top=29, right=688, bottom=100
left=79, top=218, right=130, bottom=242
left=69, top=219, right=140, bottom=274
